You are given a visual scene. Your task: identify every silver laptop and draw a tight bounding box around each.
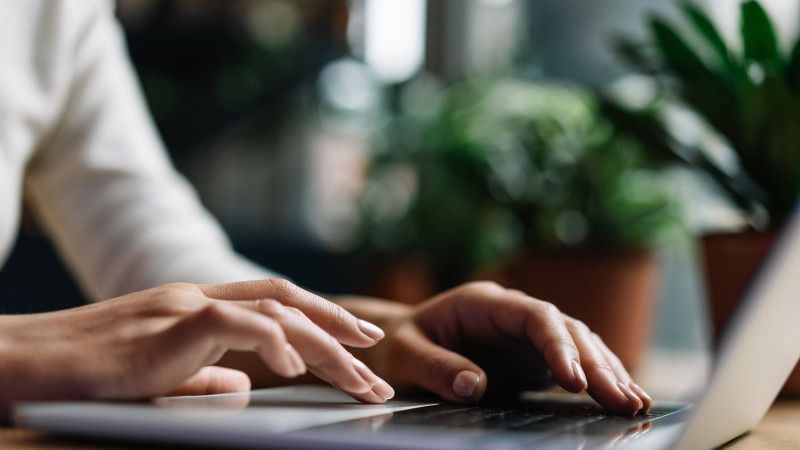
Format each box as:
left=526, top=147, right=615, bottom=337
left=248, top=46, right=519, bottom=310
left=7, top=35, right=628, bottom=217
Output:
left=14, top=212, right=800, bottom=449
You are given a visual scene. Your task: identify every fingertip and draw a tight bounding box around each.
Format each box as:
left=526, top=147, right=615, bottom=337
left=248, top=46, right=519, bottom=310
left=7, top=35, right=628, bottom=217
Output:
left=629, top=382, right=653, bottom=414
left=585, top=376, right=644, bottom=415
left=570, top=360, right=588, bottom=392
left=285, top=343, right=307, bottom=377
left=349, top=388, right=388, bottom=404
left=325, top=318, right=384, bottom=349
left=552, top=359, right=588, bottom=393
left=358, top=319, right=385, bottom=341
left=169, top=366, right=252, bottom=397
left=452, top=370, right=482, bottom=401
left=349, top=357, right=381, bottom=394
left=616, top=382, right=644, bottom=415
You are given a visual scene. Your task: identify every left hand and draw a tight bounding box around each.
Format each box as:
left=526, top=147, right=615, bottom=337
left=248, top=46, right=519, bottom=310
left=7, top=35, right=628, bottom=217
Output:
left=0, top=279, right=393, bottom=421
left=340, top=281, right=652, bottom=415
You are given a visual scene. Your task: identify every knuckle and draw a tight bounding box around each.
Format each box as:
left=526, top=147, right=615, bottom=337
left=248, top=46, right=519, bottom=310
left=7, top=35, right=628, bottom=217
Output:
left=471, top=280, right=503, bottom=292
left=307, top=337, right=348, bottom=368
left=283, top=305, right=306, bottom=318
left=258, top=317, right=285, bottom=343
left=535, top=301, right=561, bottom=319
left=591, top=332, right=607, bottom=346
left=568, top=318, right=591, bottom=335
left=562, top=335, right=579, bottom=352
left=507, top=288, right=529, bottom=298
left=543, top=335, right=578, bottom=360
left=319, top=301, right=353, bottom=328
left=195, top=303, right=232, bottom=329
left=589, top=361, right=617, bottom=378
left=256, top=298, right=284, bottom=316
left=157, top=282, right=199, bottom=295
left=264, top=278, right=299, bottom=298
left=146, top=288, right=205, bottom=316
left=605, top=350, right=624, bottom=368
left=462, top=280, right=505, bottom=298
left=420, top=353, right=450, bottom=381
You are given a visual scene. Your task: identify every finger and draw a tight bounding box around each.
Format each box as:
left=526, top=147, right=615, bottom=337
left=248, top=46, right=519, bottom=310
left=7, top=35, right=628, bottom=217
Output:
left=198, top=279, right=384, bottom=347
left=347, top=358, right=395, bottom=403
left=232, top=299, right=392, bottom=402
left=167, top=366, right=251, bottom=397
left=391, top=324, right=487, bottom=403
left=521, top=302, right=586, bottom=393
left=564, top=318, right=643, bottom=415
left=591, top=333, right=653, bottom=414
left=137, top=302, right=306, bottom=397
left=450, top=284, right=586, bottom=392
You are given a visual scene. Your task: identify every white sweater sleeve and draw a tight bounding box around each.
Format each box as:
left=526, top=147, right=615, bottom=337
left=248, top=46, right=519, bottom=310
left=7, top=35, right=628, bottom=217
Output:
left=24, top=0, right=279, bottom=301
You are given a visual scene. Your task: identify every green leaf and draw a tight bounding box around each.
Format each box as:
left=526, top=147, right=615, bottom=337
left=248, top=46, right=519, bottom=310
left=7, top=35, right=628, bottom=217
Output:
left=650, top=18, right=740, bottom=141
left=614, top=38, right=659, bottom=74
left=787, top=39, right=800, bottom=92
left=683, top=2, right=733, bottom=70
left=652, top=18, right=712, bottom=81
left=598, top=97, right=763, bottom=214
left=741, top=0, right=782, bottom=66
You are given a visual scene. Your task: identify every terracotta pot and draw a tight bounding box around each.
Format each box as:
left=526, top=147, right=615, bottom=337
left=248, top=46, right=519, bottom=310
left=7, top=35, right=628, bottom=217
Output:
left=500, top=250, right=659, bottom=371
left=701, top=230, right=800, bottom=396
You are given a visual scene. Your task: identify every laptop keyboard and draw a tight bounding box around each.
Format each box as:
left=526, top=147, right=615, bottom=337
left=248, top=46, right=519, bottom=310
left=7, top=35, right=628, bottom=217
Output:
left=319, top=396, right=686, bottom=449
left=385, top=401, right=676, bottom=434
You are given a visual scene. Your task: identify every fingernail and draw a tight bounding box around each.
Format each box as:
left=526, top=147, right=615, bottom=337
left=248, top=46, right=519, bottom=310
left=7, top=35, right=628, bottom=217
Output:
left=617, top=381, right=643, bottom=411
left=452, top=370, right=480, bottom=399
left=572, top=360, right=588, bottom=390
left=358, top=320, right=385, bottom=341
left=351, top=357, right=379, bottom=394
left=372, top=379, right=395, bottom=401
left=285, top=343, right=306, bottom=376
left=629, top=382, right=652, bottom=413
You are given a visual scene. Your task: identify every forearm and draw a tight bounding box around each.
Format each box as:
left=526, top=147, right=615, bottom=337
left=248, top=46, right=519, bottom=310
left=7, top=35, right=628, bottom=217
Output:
left=0, top=314, right=91, bottom=422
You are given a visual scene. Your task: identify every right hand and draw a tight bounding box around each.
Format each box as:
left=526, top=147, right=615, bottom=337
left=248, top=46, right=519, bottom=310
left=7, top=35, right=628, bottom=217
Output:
left=0, top=279, right=394, bottom=420
left=341, top=281, right=652, bottom=415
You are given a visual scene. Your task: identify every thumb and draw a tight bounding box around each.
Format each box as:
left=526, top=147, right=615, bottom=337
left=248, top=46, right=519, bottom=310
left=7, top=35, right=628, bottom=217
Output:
left=167, top=366, right=251, bottom=397
left=393, top=325, right=488, bottom=403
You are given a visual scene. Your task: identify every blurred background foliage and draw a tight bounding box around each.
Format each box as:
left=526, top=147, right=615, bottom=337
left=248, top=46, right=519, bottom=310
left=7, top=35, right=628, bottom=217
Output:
left=121, top=0, right=350, bottom=153
left=609, top=0, right=800, bottom=229
left=358, top=79, right=682, bottom=285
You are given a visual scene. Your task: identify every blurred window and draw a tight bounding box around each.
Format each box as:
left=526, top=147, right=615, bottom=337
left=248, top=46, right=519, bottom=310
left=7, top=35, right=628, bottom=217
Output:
left=362, top=0, right=427, bottom=83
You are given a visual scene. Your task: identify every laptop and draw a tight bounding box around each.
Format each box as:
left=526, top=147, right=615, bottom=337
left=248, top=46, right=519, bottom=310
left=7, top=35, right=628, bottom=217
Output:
left=13, top=211, right=800, bottom=449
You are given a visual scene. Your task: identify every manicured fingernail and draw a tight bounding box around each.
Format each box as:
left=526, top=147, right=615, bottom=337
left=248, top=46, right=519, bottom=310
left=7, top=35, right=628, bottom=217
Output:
left=452, top=370, right=480, bottom=399
left=617, top=381, right=643, bottom=411
left=352, top=357, right=394, bottom=400
left=358, top=320, right=385, bottom=341
left=372, top=379, right=395, bottom=401
left=351, top=357, right=379, bottom=394
left=629, top=383, right=652, bottom=413
left=285, top=343, right=306, bottom=376
left=572, top=360, right=588, bottom=390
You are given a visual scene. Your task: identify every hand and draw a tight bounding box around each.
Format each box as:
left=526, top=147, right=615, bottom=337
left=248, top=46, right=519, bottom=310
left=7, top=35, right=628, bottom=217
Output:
left=0, top=279, right=394, bottom=420
left=341, top=281, right=652, bottom=415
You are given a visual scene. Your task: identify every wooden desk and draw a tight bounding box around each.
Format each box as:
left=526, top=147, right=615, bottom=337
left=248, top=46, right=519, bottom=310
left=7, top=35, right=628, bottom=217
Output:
left=725, top=398, right=800, bottom=449
left=3, top=398, right=799, bottom=449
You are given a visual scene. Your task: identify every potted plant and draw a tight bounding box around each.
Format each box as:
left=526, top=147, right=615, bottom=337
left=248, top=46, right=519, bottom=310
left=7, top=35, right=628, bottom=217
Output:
left=607, top=0, right=800, bottom=392
left=356, top=78, right=682, bottom=369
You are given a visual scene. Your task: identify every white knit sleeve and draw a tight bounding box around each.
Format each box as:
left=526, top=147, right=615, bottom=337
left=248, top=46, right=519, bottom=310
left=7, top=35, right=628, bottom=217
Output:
left=24, top=0, right=280, bottom=301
